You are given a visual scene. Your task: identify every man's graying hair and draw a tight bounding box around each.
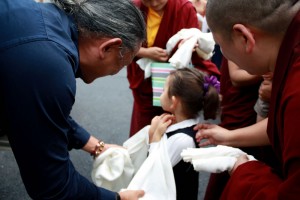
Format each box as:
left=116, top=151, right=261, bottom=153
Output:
left=53, top=0, right=146, bottom=51
left=206, top=0, right=300, bottom=40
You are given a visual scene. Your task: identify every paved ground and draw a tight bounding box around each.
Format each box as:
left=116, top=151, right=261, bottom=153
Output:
left=0, top=68, right=211, bottom=199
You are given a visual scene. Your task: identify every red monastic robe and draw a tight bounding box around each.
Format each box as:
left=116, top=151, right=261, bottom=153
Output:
left=221, top=10, right=300, bottom=199
left=219, top=58, right=260, bottom=130
left=205, top=58, right=277, bottom=200
left=127, top=0, right=220, bottom=136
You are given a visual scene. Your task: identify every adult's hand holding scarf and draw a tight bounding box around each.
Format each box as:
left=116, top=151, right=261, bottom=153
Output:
left=137, top=28, right=216, bottom=78
left=91, top=147, right=135, bottom=192
left=91, top=126, right=149, bottom=192
left=166, top=28, right=215, bottom=68
left=92, top=126, right=176, bottom=200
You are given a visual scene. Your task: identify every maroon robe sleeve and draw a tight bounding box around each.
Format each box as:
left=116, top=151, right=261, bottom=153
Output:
left=219, top=57, right=260, bottom=130
left=221, top=10, right=300, bottom=199
left=221, top=161, right=282, bottom=199
left=222, top=76, right=300, bottom=199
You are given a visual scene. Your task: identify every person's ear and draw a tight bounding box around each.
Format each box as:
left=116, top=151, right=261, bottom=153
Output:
left=232, top=24, right=255, bottom=53
left=170, top=96, right=179, bottom=110
left=98, top=38, right=122, bottom=59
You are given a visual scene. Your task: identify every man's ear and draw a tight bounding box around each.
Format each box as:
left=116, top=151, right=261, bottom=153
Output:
left=98, top=38, right=122, bottom=59
left=232, top=24, right=255, bottom=53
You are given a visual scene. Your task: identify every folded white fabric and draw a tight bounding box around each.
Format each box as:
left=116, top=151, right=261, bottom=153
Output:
left=181, top=145, right=256, bottom=173
left=91, top=126, right=176, bottom=200
left=167, top=28, right=215, bottom=68
left=125, top=134, right=176, bottom=200
left=136, top=58, right=154, bottom=79
left=136, top=28, right=215, bottom=78
left=196, top=32, right=215, bottom=60
left=91, top=147, right=135, bottom=192
left=123, top=126, right=150, bottom=172
left=168, top=35, right=198, bottom=68
left=91, top=126, right=149, bottom=192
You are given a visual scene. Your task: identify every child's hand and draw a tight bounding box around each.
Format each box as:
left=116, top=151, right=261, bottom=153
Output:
left=149, top=116, right=161, bottom=139
left=149, top=114, right=174, bottom=143
left=149, top=114, right=166, bottom=142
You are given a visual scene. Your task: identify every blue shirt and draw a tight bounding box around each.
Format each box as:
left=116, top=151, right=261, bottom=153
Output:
left=0, top=0, right=116, bottom=199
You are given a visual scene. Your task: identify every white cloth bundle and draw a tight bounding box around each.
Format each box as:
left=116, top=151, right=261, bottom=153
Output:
left=167, top=28, right=215, bottom=68
left=136, top=58, right=153, bottom=79
left=91, top=126, right=149, bottom=192
left=91, top=147, right=135, bottom=192
left=181, top=145, right=256, bottom=173
left=125, top=134, right=176, bottom=200
left=167, top=34, right=198, bottom=68
left=136, top=28, right=215, bottom=78
left=91, top=126, right=176, bottom=200
left=123, top=126, right=149, bottom=172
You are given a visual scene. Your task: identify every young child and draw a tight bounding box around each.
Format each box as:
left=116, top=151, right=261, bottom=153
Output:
left=148, top=67, right=220, bottom=200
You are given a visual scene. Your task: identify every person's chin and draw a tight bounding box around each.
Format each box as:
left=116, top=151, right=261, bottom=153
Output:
left=110, top=72, right=118, bottom=76
left=80, top=75, right=95, bottom=84
left=110, top=68, right=122, bottom=76
left=82, top=79, right=94, bottom=84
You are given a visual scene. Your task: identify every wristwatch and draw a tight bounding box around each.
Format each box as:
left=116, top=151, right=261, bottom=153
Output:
left=115, top=193, right=121, bottom=200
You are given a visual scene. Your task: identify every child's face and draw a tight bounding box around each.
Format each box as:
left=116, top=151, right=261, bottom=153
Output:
left=160, top=76, right=172, bottom=112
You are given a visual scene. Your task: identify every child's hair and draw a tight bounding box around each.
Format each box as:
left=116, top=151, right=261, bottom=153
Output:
left=168, top=68, right=220, bottom=120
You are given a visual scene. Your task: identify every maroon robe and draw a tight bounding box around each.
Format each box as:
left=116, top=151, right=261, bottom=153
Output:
left=205, top=58, right=277, bottom=200
left=127, top=0, right=220, bottom=136
left=221, top=10, right=300, bottom=199
left=219, top=58, right=260, bottom=130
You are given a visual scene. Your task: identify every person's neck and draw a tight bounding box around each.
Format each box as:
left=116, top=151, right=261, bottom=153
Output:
left=173, top=111, right=189, bottom=124
left=265, top=34, right=285, bottom=72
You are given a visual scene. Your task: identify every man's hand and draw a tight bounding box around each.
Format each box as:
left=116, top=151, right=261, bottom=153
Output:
left=194, top=123, right=231, bottom=147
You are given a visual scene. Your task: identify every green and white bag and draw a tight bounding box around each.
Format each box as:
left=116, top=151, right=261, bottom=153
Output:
left=151, top=62, right=175, bottom=107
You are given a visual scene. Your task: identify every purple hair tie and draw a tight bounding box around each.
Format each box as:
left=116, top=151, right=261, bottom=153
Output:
left=203, top=75, right=220, bottom=94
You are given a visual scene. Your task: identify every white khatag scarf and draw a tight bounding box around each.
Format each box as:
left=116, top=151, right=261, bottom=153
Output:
left=181, top=145, right=256, bottom=173
left=137, top=28, right=215, bottom=78
left=91, top=125, right=176, bottom=200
